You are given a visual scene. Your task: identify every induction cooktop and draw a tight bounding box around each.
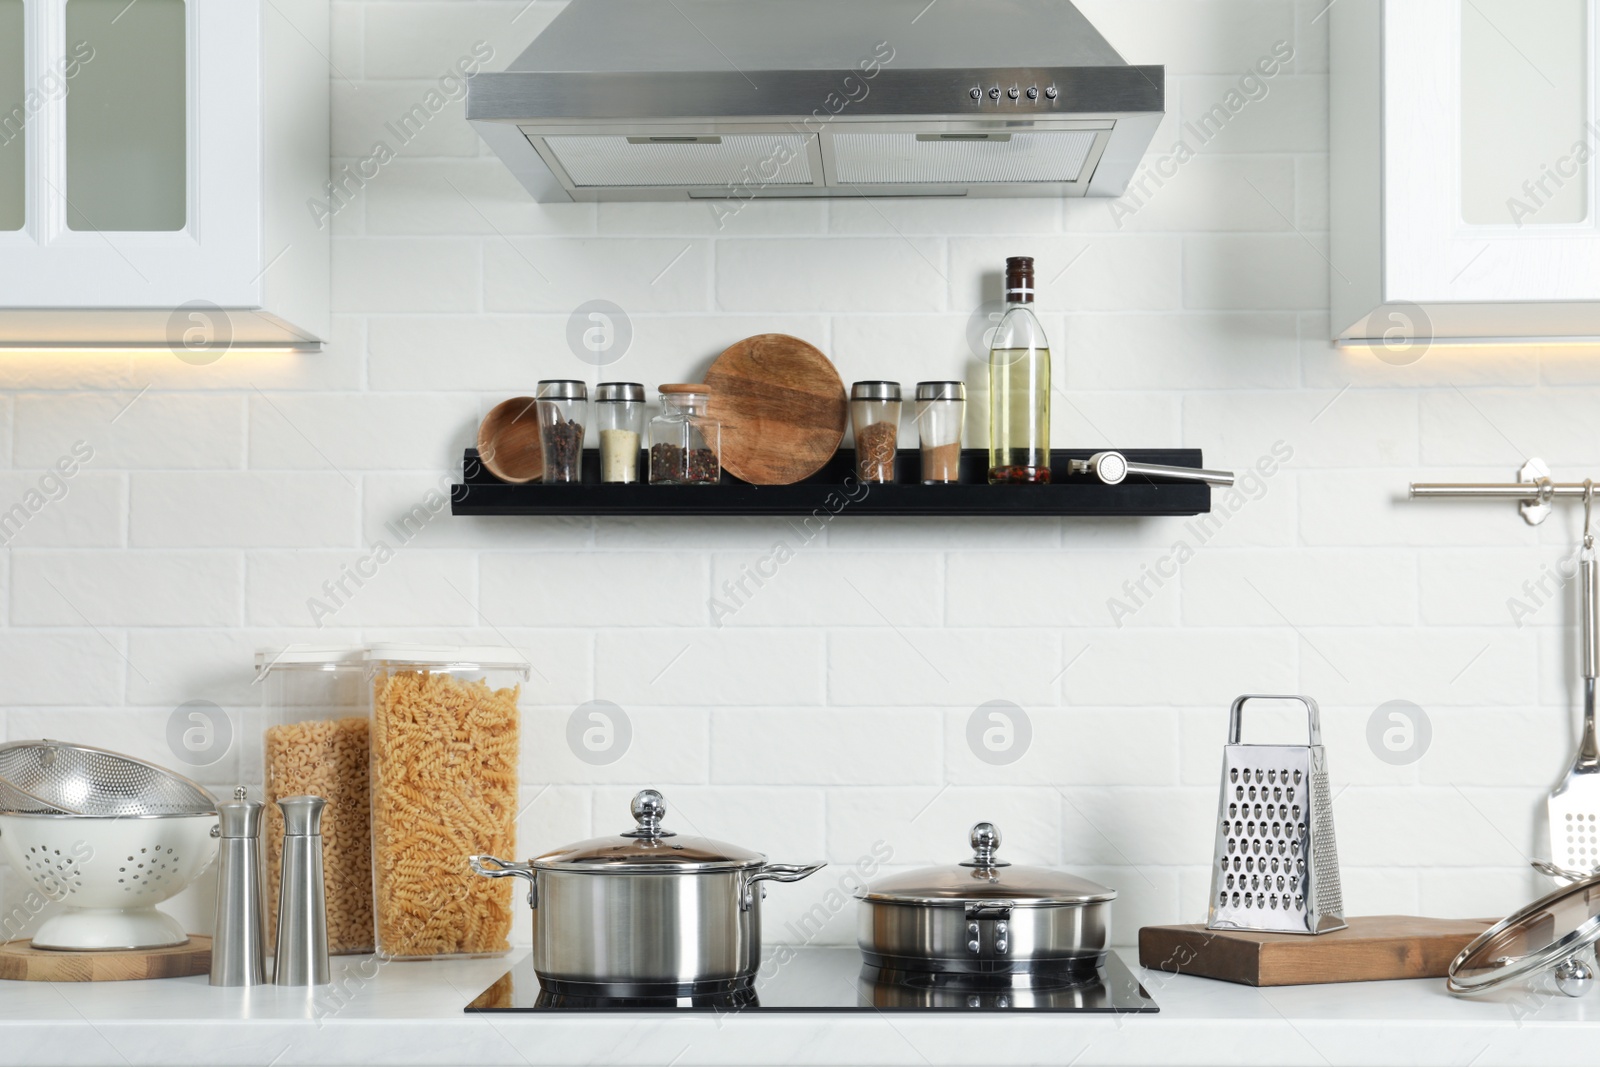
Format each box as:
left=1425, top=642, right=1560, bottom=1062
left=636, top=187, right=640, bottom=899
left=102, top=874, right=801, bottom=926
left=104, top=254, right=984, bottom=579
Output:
left=464, top=947, right=1158, bottom=1014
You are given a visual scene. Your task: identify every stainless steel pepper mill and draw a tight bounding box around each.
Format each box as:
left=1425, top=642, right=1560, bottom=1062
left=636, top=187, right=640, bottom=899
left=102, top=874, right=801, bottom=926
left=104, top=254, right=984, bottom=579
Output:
left=273, top=795, right=330, bottom=987
left=209, top=786, right=267, bottom=986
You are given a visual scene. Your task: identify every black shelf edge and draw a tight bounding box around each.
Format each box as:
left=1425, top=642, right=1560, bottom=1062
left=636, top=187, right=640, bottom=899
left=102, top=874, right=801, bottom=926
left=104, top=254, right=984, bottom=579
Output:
left=451, top=448, right=1213, bottom=518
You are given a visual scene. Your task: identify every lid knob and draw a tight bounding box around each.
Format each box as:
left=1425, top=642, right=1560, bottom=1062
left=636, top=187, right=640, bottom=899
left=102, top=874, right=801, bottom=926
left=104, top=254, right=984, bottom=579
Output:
left=962, top=822, right=1009, bottom=868
left=622, top=788, right=676, bottom=839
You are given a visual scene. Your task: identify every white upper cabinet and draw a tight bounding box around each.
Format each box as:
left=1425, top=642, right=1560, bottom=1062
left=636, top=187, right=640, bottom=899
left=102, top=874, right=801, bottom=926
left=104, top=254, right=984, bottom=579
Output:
left=0, top=0, right=328, bottom=348
left=1332, top=0, right=1600, bottom=343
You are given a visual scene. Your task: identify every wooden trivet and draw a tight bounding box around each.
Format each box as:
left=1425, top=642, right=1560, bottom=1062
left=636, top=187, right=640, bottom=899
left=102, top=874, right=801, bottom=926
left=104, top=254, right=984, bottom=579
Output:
left=0, top=935, right=210, bottom=981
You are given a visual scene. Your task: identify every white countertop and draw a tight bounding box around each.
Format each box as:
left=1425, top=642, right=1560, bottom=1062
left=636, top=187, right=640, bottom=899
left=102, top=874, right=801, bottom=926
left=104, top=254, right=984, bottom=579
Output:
left=3, top=949, right=1597, bottom=1067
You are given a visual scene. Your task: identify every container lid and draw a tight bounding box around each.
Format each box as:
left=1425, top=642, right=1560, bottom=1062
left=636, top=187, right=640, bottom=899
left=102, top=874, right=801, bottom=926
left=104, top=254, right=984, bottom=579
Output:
left=531, top=789, right=767, bottom=874
left=915, top=381, right=966, bottom=402
left=364, top=643, right=530, bottom=675
left=595, top=382, right=646, bottom=403
left=1448, top=868, right=1600, bottom=995
left=255, top=645, right=367, bottom=674
left=537, top=379, right=588, bottom=399
left=851, top=380, right=902, bottom=401
left=858, top=823, right=1116, bottom=907
left=658, top=383, right=710, bottom=396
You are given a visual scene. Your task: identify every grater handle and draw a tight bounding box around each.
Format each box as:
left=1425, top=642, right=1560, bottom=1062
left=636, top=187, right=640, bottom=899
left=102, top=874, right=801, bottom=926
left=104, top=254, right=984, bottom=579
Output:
left=1228, top=694, right=1323, bottom=746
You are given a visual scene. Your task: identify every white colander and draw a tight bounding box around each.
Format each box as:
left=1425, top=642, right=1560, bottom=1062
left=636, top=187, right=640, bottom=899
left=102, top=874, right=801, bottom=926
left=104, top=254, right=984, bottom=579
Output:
left=0, top=813, right=219, bottom=949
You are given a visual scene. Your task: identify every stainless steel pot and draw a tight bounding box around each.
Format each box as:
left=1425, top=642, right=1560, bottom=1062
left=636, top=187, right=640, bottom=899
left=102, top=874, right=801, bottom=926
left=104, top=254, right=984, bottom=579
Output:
left=470, top=789, right=823, bottom=995
left=857, top=822, right=1114, bottom=980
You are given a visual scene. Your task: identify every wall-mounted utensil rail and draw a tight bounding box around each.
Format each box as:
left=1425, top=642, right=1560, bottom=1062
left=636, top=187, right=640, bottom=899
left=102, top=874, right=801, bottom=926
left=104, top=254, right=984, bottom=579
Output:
left=1409, top=459, right=1596, bottom=526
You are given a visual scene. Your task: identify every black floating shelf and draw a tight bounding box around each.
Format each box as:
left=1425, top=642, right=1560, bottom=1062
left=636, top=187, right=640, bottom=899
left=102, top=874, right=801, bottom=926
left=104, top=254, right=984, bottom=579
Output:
left=452, top=448, right=1212, bottom=517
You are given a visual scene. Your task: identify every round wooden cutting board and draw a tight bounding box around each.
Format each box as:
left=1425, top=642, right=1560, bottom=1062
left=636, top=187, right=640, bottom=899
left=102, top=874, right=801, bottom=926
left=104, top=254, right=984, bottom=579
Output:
left=705, top=334, right=848, bottom=485
left=0, top=935, right=211, bottom=981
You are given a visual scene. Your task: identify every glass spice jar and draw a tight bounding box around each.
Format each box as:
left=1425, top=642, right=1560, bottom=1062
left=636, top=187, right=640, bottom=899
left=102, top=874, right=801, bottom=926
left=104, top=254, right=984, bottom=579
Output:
left=850, top=381, right=902, bottom=483
left=594, top=382, right=645, bottom=484
left=915, top=381, right=966, bottom=484
left=649, top=384, right=721, bottom=485
left=536, top=379, right=588, bottom=484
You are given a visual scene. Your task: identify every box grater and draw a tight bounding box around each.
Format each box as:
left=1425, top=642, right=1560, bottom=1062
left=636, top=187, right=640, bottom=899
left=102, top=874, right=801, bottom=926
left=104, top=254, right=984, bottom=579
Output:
left=1207, top=695, right=1346, bottom=935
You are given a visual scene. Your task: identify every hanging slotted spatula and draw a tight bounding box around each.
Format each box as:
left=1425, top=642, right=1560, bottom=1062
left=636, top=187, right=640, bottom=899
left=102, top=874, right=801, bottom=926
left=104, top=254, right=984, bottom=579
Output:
left=1548, top=487, right=1600, bottom=878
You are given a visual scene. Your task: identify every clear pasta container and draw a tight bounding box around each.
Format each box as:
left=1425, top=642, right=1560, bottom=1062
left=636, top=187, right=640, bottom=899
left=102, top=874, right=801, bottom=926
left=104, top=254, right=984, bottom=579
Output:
left=366, top=644, right=527, bottom=960
left=256, top=645, right=373, bottom=956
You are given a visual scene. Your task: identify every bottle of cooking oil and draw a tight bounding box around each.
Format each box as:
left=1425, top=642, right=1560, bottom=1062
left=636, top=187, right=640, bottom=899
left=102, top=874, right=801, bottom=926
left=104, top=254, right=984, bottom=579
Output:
left=987, top=256, right=1051, bottom=484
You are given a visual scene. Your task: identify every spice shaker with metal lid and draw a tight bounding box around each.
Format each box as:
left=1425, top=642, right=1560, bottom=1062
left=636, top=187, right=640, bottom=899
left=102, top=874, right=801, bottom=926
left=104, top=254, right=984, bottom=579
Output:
left=915, top=381, right=965, bottom=484
left=851, top=382, right=902, bottom=484
left=594, top=382, right=646, bottom=484
left=857, top=822, right=1115, bottom=979
left=536, top=380, right=588, bottom=484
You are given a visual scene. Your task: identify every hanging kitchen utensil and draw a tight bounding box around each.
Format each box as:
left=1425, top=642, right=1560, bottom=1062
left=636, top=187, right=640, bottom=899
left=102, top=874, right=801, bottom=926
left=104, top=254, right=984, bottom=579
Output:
left=1448, top=869, right=1600, bottom=998
left=1207, top=695, right=1346, bottom=935
left=1548, top=481, right=1600, bottom=878
left=704, top=334, right=848, bottom=485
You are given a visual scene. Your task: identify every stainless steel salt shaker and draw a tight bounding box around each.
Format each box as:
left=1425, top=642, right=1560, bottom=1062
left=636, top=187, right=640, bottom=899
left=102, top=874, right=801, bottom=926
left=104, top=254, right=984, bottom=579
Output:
left=210, top=786, right=267, bottom=986
left=273, top=795, right=330, bottom=987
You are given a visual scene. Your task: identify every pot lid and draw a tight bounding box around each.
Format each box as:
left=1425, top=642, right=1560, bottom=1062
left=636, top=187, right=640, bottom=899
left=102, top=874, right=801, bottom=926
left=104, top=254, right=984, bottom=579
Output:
left=531, top=789, right=768, bottom=873
left=1448, top=865, right=1600, bottom=996
left=859, top=823, right=1116, bottom=907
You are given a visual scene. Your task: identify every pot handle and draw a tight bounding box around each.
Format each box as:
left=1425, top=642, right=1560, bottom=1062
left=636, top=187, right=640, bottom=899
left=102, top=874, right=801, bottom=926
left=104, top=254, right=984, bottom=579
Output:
left=469, top=854, right=538, bottom=909
left=741, top=861, right=825, bottom=911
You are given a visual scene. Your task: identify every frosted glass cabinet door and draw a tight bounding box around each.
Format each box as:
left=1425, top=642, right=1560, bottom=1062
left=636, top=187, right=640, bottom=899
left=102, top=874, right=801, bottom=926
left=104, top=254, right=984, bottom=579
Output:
left=0, top=0, right=22, bottom=232
left=65, top=0, right=186, bottom=231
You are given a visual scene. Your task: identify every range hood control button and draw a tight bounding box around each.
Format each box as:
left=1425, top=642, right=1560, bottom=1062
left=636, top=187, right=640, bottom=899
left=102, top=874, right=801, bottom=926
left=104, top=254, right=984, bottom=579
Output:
left=988, top=86, right=1001, bottom=100
left=1026, top=86, right=1038, bottom=100
left=1044, top=85, right=1058, bottom=99
left=969, top=87, right=981, bottom=100
left=1007, top=85, right=1019, bottom=100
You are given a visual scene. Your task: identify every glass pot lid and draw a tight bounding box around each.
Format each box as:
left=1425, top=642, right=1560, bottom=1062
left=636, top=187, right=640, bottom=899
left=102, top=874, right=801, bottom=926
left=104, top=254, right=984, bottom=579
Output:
left=1448, top=867, right=1600, bottom=996
left=859, top=823, right=1116, bottom=907
left=531, top=789, right=767, bottom=874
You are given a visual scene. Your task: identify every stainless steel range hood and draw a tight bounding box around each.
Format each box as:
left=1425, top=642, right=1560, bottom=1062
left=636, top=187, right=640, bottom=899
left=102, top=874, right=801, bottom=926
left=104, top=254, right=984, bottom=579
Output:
left=467, top=0, right=1163, bottom=202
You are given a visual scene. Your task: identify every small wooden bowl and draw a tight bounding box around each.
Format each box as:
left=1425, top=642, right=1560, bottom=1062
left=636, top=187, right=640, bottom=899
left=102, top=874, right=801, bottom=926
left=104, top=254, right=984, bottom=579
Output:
left=477, top=397, right=543, bottom=483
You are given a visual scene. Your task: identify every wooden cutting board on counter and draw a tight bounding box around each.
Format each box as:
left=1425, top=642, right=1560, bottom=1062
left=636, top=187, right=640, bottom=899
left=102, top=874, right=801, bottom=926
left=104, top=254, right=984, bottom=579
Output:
left=1139, top=917, right=1492, bottom=986
left=704, top=333, right=848, bottom=486
left=0, top=936, right=211, bottom=982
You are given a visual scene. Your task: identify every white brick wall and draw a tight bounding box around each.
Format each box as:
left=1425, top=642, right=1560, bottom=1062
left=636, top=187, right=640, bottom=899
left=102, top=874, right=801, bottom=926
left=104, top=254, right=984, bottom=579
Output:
left=2, top=0, right=1597, bottom=947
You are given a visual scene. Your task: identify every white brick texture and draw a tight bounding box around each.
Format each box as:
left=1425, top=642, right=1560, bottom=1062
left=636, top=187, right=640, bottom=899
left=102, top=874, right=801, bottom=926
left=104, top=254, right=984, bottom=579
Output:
left=1, top=0, right=1598, bottom=948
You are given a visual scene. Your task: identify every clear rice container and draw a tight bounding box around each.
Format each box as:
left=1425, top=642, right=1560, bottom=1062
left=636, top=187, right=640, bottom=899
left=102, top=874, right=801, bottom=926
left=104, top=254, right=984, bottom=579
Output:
left=366, top=644, right=527, bottom=960
left=256, top=645, right=373, bottom=956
